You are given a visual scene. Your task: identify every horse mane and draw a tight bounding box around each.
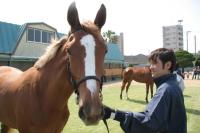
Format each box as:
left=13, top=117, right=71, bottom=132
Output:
left=34, top=36, right=68, bottom=68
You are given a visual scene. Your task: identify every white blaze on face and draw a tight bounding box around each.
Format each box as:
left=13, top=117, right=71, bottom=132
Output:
left=80, top=34, right=97, bottom=95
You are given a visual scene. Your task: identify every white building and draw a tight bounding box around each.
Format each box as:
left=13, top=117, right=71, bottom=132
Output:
left=163, top=25, right=183, bottom=51
left=116, top=32, right=124, bottom=56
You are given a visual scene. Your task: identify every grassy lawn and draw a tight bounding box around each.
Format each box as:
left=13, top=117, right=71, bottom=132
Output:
left=63, top=79, right=200, bottom=133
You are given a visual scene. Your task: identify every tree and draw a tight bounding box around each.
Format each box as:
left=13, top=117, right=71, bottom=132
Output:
left=102, top=30, right=117, bottom=43
left=175, top=50, right=195, bottom=68
left=194, top=55, right=200, bottom=66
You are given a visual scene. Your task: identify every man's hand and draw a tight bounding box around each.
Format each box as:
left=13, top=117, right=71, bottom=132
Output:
left=103, top=105, right=115, bottom=119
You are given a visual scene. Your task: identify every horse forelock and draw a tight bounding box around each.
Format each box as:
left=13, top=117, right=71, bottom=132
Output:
left=82, top=21, right=100, bottom=36
left=34, top=36, right=68, bottom=68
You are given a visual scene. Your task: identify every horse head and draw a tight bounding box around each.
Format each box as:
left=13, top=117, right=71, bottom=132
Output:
left=66, top=2, right=107, bottom=125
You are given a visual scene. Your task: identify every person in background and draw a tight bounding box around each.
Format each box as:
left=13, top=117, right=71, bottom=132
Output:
left=186, top=71, right=190, bottom=79
left=174, top=62, right=185, bottom=91
left=192, top=67, right=197, bottom=80
left=197, top=66, right=200, bottom=79
left=174, top=63, right=184, bottom=78
left=103, top=48, right=187, bottom=133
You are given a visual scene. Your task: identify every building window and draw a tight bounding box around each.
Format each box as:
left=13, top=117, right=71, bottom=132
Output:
left=104, top=63, right=109, bottom=69
left=178, top=32, right=182, bottom=35
left=27, top=28, right=55, bottom=44
left=178, top=37, right=183, bottom=41
left=47, top=32, right=54, bottom=43
left=179, top=43, right=183, bottom=46
left=42, top=31, right=48, bottom=43
left=28, top=28, right=34, bottom=42
left=165, top=38, right=170, bottom=41
left=35, top=29, right=41, bottom=42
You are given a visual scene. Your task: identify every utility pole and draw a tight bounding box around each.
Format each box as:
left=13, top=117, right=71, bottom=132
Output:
left=186, top=31, right=191, bottom=51
left=194, top=35, right=197, bottom=56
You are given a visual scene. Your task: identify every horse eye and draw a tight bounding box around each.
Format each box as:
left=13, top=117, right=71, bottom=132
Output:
left=105, top=49, right=108, bottom=54
left=105, top=46, right=108, bottom=54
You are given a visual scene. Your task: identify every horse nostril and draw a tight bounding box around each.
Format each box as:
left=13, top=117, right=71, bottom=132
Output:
left=78, top=106, right=85, bottom=120
left=99, top=93, right=103, bottom=101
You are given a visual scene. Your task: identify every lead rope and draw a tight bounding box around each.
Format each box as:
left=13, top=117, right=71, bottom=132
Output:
left=103, top=118, right=109, bottom=133
left=100, top=77, right=110, bottom=133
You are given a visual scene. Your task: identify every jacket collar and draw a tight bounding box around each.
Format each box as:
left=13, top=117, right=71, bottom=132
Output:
left=154, top=74, right=176, bottom=88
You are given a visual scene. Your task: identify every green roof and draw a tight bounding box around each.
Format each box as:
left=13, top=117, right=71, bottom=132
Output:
left=0, top=21, right=21, bottom=54
left=105, top=43, right=124, bottom=63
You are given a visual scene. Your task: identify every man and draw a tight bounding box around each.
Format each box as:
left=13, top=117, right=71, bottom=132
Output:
left=174, top=63, right=185, bottom=91
left=192, top=67, right=197, bottom=80
left=103, top=48, right=187, bottom=133
left=197, top=66, right=200, bottom=79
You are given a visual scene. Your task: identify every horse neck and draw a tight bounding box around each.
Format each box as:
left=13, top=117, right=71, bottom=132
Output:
left=39, top=53, right=73, bottom=108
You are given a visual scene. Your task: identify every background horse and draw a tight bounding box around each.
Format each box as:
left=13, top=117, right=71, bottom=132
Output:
left=0, top=2, right=107, bottom=133
left=120, top=66, right=154, bottom=103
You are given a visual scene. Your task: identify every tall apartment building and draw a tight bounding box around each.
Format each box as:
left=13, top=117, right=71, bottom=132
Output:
left=112, top=32, right=124, bottom=56
left=116, top=32, right=124, bottom=55
left=163, top=25, right=183, bottom=51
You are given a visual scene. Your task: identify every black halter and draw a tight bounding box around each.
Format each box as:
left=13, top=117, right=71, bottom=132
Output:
left=66, top=58, right=103, bottom=98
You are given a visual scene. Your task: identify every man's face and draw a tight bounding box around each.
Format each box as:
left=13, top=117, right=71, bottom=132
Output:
left=150, top=57, right=171, bottom=78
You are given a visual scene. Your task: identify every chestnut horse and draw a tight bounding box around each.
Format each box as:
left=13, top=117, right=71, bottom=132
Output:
left=120, top=66, right=154, bottom=103
left=0, top=2, right=107, bottom=133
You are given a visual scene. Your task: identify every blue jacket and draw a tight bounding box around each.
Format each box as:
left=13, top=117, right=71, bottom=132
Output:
left=114, top=74, right=187, bottom=133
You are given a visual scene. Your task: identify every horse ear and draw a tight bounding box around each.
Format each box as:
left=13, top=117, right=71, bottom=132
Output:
left=67, top=2, right=82, bottom=32
left=94, top=4, right=106, bottom=29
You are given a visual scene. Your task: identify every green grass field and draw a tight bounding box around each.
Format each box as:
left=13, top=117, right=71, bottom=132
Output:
left=63, top=79, right=200, bottom=133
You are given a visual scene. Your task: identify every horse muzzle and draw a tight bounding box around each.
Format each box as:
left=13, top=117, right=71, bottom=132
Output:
left=78, top=105, right=104, bottom=125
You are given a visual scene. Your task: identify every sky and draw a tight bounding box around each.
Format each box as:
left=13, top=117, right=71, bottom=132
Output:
left=0, top=0, right=200, bottom=55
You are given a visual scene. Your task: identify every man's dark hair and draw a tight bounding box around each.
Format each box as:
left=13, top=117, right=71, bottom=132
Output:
left=148, top=48, right=176, bottom=73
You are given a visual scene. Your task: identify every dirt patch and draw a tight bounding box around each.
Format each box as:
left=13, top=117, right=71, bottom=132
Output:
left=184, top=79, right=200, bottom=88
